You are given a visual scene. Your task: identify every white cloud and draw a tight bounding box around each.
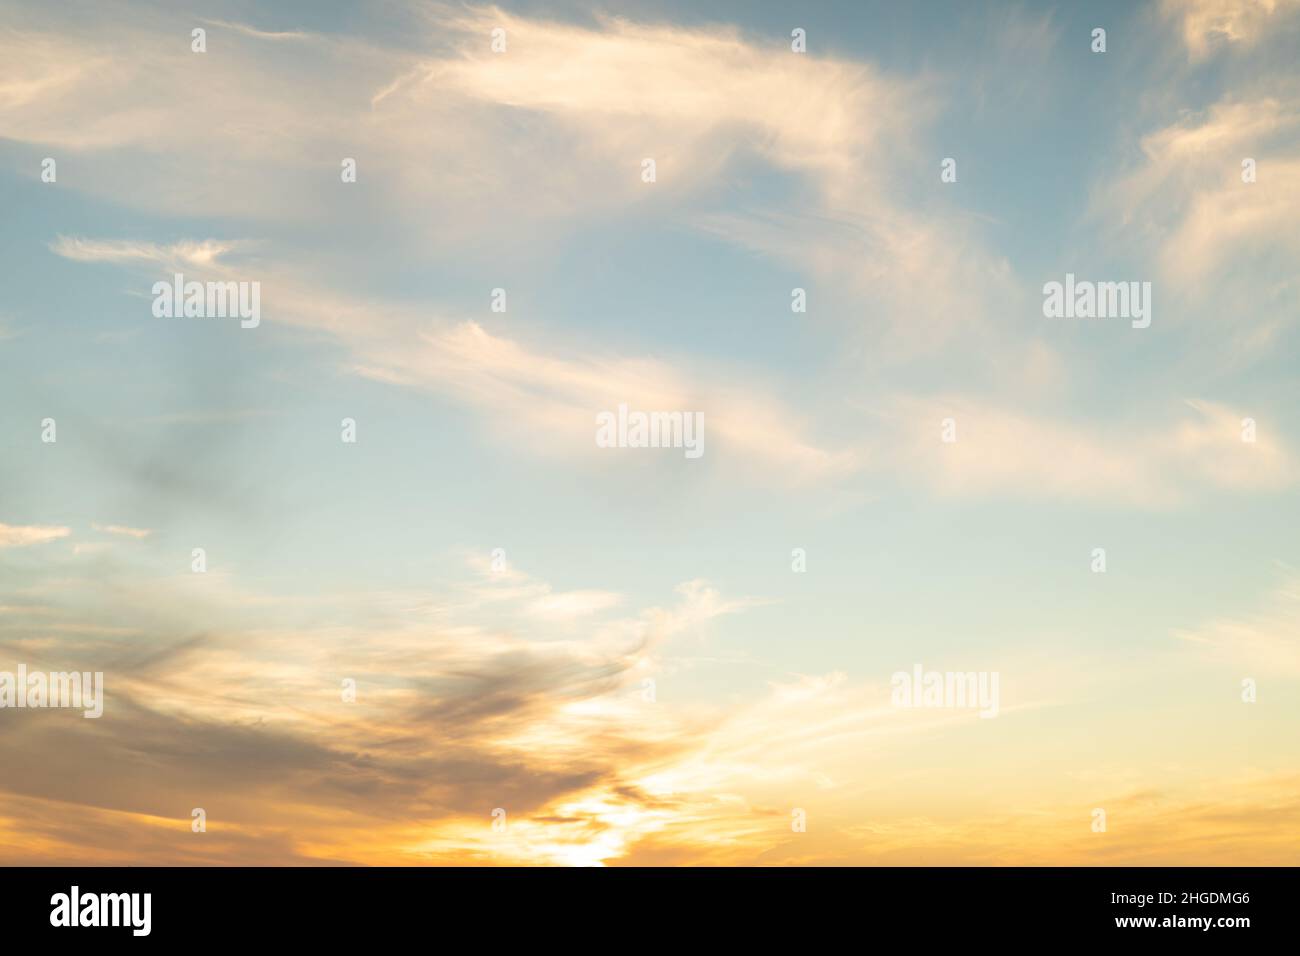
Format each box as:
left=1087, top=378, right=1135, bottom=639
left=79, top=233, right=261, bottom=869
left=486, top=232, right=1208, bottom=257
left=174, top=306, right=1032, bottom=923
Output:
left=50, top=237, right=242, bottom=270
left=527, top=590, right=622, bottom=621
left=1091, top=94, right=1300, bottom=363
left=0, top=523, right=71, bottom=548
left=1162, top=0, right=1300, bottom=58
left=357, top=321, right=856, bottom=482
left=880, top=396, right=1295, bottom=505
left=91, top=523, right=152, bottom=540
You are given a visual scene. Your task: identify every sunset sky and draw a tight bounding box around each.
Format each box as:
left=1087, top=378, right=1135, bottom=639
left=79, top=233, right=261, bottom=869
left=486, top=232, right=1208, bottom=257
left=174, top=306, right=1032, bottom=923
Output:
left=1, top=0, right=1298, bottom=865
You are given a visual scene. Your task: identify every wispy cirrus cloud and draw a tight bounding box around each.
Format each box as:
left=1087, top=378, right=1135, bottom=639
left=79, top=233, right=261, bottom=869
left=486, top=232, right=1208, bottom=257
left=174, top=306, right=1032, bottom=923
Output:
left=1175, top=571, right=1300, bottom=678
left=1161, top=0, right=1300, bottom=59
left=0, top=541, right=1052, bottom=866
left=0, top=545, right=765, bottom=864
left=6, top=0, right=1299, bottom=870
left=1099, top=97, right=1300, bottom=286
left=49, top=233, right=855, bottom=482
left=91, top=523, right=152, bottom=539
left=0, top=522, right=70, bottom=548
left=49, top=236, right=243, bottom=270
left=10, top=1, right=1002, bottom=355
left=356, top=320, right=858, bottom=482
left=49, top=233, right=1299, bottom=503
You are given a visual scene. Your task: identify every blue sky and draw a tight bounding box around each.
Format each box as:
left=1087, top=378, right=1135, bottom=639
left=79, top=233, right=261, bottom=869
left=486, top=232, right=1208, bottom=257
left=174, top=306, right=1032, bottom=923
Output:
left=1, top=0, right=1298, bottom=864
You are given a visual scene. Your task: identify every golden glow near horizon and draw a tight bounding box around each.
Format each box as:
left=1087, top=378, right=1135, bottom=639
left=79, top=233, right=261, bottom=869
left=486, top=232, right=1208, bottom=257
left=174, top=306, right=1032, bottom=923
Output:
left=2, top=0, right=1299, bottom=865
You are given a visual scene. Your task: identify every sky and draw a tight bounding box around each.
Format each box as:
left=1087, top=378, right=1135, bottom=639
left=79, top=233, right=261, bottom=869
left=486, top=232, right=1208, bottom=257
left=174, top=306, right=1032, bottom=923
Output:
left=0, top=0, right=1298, bottom=865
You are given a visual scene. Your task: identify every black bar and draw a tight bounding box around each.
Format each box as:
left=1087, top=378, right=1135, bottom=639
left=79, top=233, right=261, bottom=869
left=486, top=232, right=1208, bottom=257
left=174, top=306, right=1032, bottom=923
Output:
left=0, top=866, right=1290, bottom=942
